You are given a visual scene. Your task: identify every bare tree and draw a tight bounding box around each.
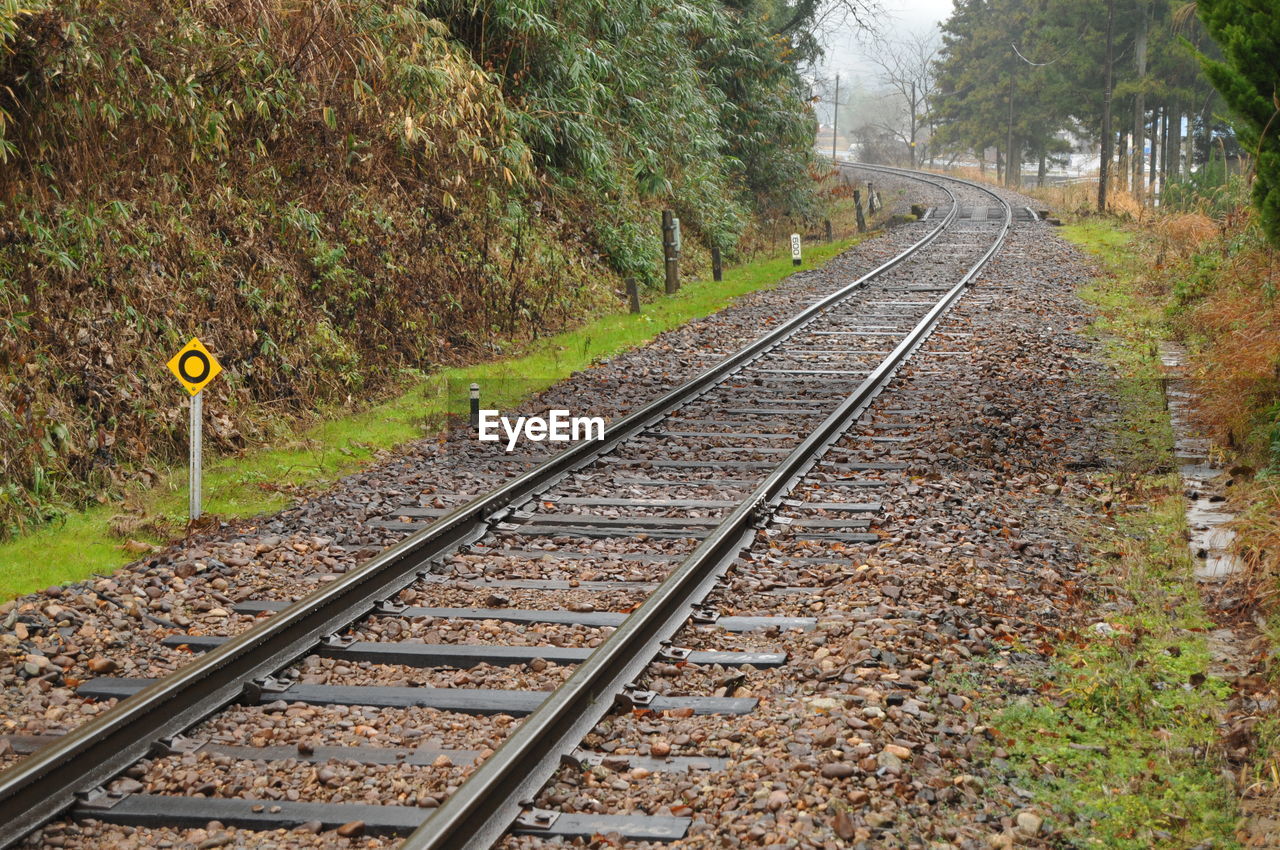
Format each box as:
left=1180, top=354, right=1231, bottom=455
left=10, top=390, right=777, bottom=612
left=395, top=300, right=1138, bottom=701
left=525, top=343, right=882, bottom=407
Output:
left=775, top=0, right=884, bottom=38
left=866, top=30, right=940, bottom=168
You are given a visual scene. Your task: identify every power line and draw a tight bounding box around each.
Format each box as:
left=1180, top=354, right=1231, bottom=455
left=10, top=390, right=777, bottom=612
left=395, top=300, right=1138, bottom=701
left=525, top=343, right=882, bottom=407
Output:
left=1011, top=42, right=1061, bottom=66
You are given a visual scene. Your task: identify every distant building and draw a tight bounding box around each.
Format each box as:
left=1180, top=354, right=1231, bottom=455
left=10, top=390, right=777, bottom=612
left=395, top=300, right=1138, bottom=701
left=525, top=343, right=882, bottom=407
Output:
left=815, top=125, right=854, bottom=158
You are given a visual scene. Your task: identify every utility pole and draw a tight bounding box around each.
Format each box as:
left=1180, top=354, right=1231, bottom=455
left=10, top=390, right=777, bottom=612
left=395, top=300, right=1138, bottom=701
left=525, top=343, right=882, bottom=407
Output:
left=1005, top=70, right=1016, bottom=188
left=910, top=80, right=917, bottom=168
left=1098, top=0, right=1115, bottom=211
left=832, top=73, right=840, bottom=161
left=1006, top=38, right=1070, bottom=191
left=1132, top=0, right=1150, bottom=204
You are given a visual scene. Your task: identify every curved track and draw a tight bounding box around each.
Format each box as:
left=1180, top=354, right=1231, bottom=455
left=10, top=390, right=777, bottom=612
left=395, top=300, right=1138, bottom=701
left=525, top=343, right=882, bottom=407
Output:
left=0, top=166, right=1012, bottom=850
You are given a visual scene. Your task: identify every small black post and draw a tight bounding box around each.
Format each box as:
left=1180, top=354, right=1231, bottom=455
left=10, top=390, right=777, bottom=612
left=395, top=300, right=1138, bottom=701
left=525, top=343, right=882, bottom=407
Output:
left=469, top=383, right=480, bottom=428
left=661, top=209, right=679, bottom=295
left=853, top=190, right=867, bottom=233
left=711, top=246, right=723, bottom=282
left=824, top=219, right=833, bottom=242
left=625, top=276, right=640, bottom=314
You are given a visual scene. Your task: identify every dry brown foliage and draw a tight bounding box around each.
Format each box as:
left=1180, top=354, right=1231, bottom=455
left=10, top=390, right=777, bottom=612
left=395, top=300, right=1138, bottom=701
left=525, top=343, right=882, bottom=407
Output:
left=1182, top=233, right=1280, bottom=457
left=1153, top=213, right=1219, bottom=260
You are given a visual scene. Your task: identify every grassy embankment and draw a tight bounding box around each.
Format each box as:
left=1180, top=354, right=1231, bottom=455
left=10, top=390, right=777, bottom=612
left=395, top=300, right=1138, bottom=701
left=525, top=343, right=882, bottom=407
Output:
left=0, top=233, right=865, bottom=599
left=993, top=219, right=1243, bottom=848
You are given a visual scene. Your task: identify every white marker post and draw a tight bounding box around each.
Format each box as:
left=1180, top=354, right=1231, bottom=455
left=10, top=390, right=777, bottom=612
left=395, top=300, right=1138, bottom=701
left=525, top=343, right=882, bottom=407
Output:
left=188, top=392, right=203, bottom=520
left=672, top=217, right=682, bottom=255
left=791, top=233, right=802, bottom=266
left=167, top=337, right=222, bottom=524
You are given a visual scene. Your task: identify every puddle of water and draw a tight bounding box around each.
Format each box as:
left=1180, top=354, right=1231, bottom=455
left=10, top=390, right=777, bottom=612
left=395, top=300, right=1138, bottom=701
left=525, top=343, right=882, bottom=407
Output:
left=1167, top=343, right=1244, bottom=581
left=1188, top=503, right=1240, bottom=578
left=1159, top=342, right=1246, bottom=580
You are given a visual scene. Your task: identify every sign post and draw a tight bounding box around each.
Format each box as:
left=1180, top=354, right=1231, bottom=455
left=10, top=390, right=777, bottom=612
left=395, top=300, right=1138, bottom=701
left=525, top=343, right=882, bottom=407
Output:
left=189, top=392, right=203, bottom=520
left=166, top=337, right=222, bottom=522
left=790, top=233, right=802, bottom=266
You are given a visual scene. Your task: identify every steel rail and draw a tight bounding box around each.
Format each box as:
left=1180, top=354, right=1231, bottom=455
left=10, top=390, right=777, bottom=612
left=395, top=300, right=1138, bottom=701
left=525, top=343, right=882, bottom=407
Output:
left=0, top=173, right=962, bottom=850
left=400, top=170, right=1013, bottom=850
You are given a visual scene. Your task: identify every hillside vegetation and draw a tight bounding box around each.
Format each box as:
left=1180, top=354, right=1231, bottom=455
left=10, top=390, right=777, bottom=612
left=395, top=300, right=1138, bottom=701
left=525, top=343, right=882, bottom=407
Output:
left=0, top=0, right=828, bottom=537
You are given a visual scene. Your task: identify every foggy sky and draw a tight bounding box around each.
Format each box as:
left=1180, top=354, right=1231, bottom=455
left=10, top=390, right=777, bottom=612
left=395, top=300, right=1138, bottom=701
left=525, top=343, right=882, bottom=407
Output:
left=821, top=0, right=954, bottom=78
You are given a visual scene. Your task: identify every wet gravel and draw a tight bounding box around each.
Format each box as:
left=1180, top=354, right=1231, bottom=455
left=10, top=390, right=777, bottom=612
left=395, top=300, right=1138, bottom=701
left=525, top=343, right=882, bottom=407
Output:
left=349, top=615, right=618, bottom=648
left=197, top=703, right=519, bottom=752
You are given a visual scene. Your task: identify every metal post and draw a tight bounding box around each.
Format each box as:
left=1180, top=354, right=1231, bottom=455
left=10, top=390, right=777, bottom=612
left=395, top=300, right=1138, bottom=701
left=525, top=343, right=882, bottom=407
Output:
left=469, top=383, right=480, bottom=428
left=824, top=219, right=833, bottom=243
left=661, top=210, right=678, bottom=295
left=625, top=277, right=640, bottom=314
left=711, top=246, right=722, bottom=282
left=854, top=190, right=867, bottom=233
left=188, top=392, right=203, bottom=521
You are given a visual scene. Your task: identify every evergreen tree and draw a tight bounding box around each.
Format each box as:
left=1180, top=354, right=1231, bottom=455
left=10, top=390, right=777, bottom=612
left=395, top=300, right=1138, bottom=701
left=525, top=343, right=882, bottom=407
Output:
left=933, top=0, right=1081, bottom=185
left=930, top=0, right=1231, bottom=205
left=933, top=0, right=1015, bottom=171
left=1197, top=0, right=1280, bottom=245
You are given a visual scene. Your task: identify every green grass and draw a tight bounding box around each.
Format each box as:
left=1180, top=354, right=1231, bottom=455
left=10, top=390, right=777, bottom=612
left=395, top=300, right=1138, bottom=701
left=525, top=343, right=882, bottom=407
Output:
left=1061, top=219, right=1134, bottom=264
left=990, top=219, right=1241, bottom=849
left=996, top=489, right=1239, bottom=848
left=0, top=234, right=866, bottom=599
left=1072, top=223, right=1175, bottom=476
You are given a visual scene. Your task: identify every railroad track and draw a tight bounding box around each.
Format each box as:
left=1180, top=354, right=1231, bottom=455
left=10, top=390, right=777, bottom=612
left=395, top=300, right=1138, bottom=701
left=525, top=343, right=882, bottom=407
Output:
left=0, top=166, right=1012, bottom=850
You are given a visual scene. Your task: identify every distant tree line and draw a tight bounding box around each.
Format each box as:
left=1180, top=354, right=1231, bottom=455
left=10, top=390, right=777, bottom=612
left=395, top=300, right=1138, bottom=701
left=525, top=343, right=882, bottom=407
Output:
left=930, top=0, right=1236, bottom=211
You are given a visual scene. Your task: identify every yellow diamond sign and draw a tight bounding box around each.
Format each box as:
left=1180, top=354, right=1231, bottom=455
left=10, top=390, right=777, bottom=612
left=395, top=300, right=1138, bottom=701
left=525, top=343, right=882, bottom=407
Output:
left=167, top=337, right=222, bottom=396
